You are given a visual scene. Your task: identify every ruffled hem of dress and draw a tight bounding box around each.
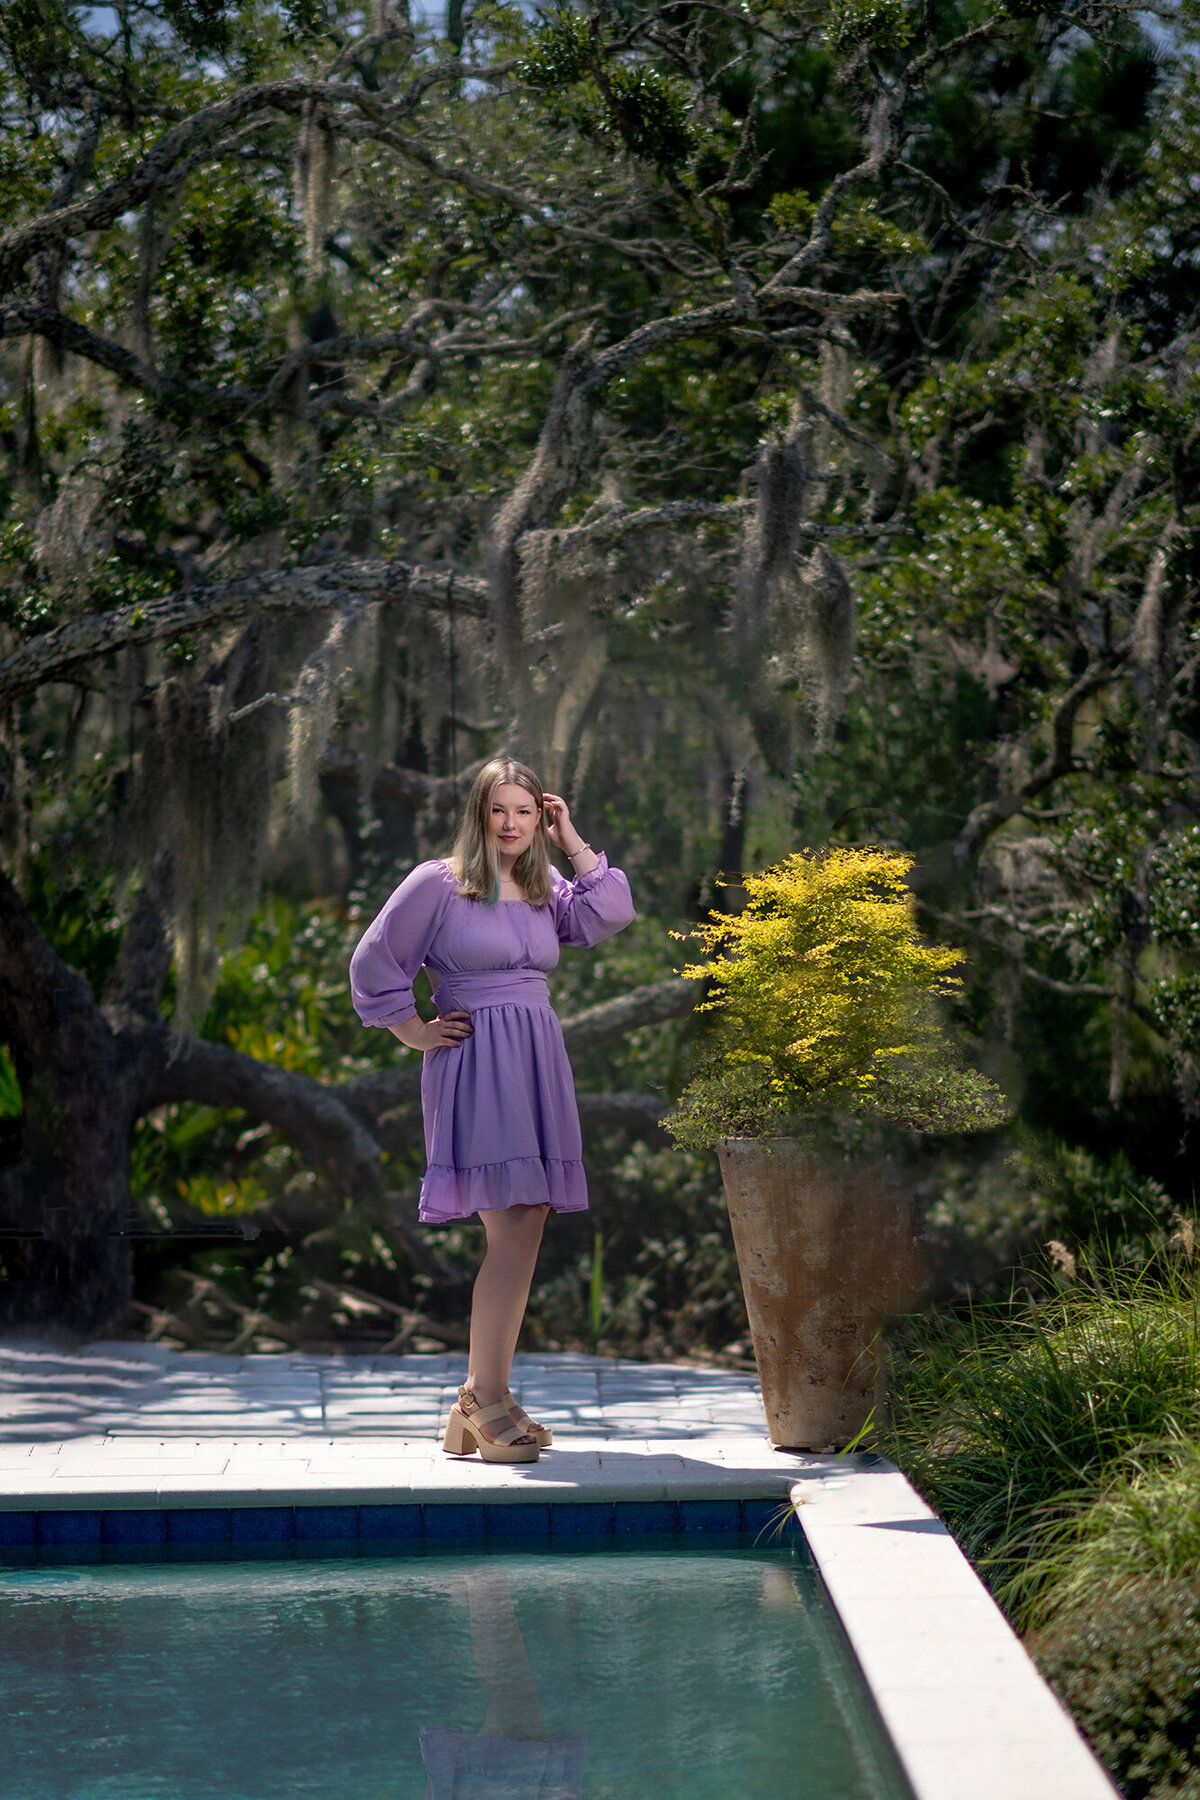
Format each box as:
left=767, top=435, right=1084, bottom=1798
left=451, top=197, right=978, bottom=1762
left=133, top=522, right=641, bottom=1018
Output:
left=419, top=1725, right=587, bottom=1799
left=418, top=1157, right=588, bottom=1222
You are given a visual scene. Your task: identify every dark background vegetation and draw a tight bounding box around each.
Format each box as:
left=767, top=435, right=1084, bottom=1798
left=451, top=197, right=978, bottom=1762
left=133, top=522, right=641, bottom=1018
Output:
left=1, top=0, right=1196, bottom=1364
left=2, top=2, right=1199, bottom=1790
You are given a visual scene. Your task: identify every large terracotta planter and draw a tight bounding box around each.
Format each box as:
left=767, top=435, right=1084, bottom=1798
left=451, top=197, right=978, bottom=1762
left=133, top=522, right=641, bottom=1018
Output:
left=717, top=1136, right=926, bottom=1450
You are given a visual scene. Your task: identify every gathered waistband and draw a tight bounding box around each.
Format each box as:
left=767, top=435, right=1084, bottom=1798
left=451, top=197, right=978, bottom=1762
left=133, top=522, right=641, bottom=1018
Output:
left=432, top=969, right=552, bottom=1012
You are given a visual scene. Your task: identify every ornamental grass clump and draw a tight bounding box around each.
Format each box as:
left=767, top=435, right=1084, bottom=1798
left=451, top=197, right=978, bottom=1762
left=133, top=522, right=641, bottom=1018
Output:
left=1036, top=1441, right=1200, bottom=1619
left=664, top=847, right=1007, bottom=1149
left=884, top=1246, right=1200, bottom=1624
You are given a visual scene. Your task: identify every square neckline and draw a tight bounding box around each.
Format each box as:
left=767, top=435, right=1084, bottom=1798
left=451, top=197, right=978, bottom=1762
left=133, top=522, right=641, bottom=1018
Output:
left=437, top=857, right=564, bottom=906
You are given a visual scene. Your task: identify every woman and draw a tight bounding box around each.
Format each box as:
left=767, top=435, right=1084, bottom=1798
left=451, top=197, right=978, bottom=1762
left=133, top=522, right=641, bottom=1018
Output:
left=349, top=757, right=634, bottom=1463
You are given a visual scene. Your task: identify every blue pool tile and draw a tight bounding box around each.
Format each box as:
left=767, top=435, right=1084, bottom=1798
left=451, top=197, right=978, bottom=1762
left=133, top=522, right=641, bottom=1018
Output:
left=38, top=1511, right=102, bottom=1547
left=486, top=1504, right=550, bottom=1538
left=678, top=1500, right=742, bottom=1534
left=43, top=1543, right=103, bottom=1566
left=358, top=1505, right=422, bottom=1539
left=296, top=1507, right=358, bottom=1542
left=166, top=1541, right=229, bottom=1563
left=167, top=1509, right=230, bottom=1544
left=231, top=1507, right=294, bottom=1543
left=103, top=1511, right=166, bottom=1546
left=422, top=1504, right=487, bottom=1539
left=741, top=1498, right=798, bottom=1538
left=230, top=1540, right=293, bottom=1561
left=614, top=1502, right=678, bottom=1534
left=104, top=1544, right=168, bottom=1565
left=0, top=1546, right=36, bottom=1568
left=550, top=1502, right=615, bottom=1536
left=0, top=1513, right=36, bottom=1547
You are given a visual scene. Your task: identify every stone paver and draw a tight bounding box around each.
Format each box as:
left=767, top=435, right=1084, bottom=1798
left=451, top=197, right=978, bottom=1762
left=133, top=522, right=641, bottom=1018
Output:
left=0, top=1342, right=787, bottom=1508
left=0, top=1342, right=770, bottom=1444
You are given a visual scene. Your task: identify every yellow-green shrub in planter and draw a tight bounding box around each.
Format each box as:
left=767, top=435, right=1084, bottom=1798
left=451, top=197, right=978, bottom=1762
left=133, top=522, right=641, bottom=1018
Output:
left=666, top=848, right=1007, bottom=1449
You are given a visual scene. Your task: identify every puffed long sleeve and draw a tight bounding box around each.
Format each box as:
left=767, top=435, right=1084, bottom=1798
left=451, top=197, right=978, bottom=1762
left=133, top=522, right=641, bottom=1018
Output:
left=349, top=861, right=455, bottom=1029
left=551, top=853, right=635, bottom=948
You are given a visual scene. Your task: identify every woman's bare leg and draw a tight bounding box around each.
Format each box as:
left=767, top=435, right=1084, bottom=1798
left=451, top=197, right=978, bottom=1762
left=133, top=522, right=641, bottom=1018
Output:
left=467, top=1569, right=548, bottom=1741
left=465, top=1204, right=549, bottom=1422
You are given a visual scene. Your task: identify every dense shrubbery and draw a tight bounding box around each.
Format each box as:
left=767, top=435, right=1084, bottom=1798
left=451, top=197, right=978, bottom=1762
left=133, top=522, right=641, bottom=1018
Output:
left=884, top=1244, right=1200, bottom=1795
left=886, top=1249, right=1200, bottom=1611
left=1030, top=1583, right=1200, bottom=1800
left=665, top=848, right=1008, bottom=1148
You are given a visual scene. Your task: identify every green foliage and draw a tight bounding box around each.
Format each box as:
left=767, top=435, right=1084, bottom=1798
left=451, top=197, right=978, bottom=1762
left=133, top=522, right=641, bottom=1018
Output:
left=131, top=894, right=399, bottom=1236
left=1037, top=1445, right=1200, bottom=1616
left=826, top=0, right=914, bottom=54
left=1014, top=1140, right=1176, bottom=1257
left=1031, top=1583, right=1200, bottom=1800
left=0, top=0, right=77, bottom=98
left=177, top=1171, right=271, bottom=1217
left=665, top=848, right=1008, bottom=1146
left=599, top=63, right=694, bottom=170
left=161, top=0, right=234, bottom=53
left=518, top=9, right=592, bottom=87
left=1152, top=976, right=1200, bottom=1059
left=1, top=0, right=1192, bottom=1363
left=0, top=1046, right=20, bottom=1120
left=884, top=1247, right=1200, bottom=1621
left=766, top=189, right=928, bottom=258
left=519, top=10, right=694, bottom=170
left=913, top=1133, right=1184, bottom=1303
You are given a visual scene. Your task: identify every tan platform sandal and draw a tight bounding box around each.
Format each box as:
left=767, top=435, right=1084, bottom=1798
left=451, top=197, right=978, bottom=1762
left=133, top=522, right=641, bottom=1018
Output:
left=503, top=1390, right=553, bottom=1448
left=443, top=1388, right=540, bottom=1463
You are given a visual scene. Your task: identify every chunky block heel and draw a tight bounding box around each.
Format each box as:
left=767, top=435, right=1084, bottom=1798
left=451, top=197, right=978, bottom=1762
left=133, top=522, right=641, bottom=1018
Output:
left=443, top=1390, right=540, bottom=1464
left=442, top=1408, right=472, bottom=1455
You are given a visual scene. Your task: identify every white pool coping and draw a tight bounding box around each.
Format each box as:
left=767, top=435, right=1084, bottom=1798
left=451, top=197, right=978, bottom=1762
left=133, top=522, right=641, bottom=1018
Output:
left=790, top=1459, right=1120, bottom=1800
left=1, top=1341, right=1120, bottom=1800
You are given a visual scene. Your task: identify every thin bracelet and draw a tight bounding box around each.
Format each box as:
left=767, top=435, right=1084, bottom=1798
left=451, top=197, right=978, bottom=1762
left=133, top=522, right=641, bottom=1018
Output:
left=567, top=842, right=592, bottom=859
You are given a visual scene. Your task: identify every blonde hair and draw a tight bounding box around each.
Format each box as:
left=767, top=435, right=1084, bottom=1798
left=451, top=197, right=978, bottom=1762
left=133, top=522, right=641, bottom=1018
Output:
left=448, top=757, right=553, bottom=906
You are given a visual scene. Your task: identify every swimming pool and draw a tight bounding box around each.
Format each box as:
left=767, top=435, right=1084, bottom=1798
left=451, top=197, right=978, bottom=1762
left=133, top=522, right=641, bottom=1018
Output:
left=0, top=1537, right=913, bottom=1799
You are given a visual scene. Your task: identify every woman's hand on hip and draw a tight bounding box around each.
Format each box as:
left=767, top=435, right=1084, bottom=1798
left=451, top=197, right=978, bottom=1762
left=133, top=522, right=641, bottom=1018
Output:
left=390, top=1012, right=473, bottom=1052
left=423, top=1011, right=473, bottom=1050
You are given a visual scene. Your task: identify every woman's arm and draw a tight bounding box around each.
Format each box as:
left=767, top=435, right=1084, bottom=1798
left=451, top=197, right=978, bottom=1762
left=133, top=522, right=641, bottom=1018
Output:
left=543, top=792, right=599, bottom=876
left=543, top=794, right=635, bottom=949
left=349, top=861, right=454, bottom=1030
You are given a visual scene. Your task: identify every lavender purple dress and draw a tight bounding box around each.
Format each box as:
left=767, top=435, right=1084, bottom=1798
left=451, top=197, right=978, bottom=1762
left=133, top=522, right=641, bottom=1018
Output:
left=349, top=856, right=635, bottom=1223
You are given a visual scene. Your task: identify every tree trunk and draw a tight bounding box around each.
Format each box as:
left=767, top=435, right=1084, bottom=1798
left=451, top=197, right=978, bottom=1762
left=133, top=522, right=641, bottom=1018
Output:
left=0, top=871, right=137, bottom=1336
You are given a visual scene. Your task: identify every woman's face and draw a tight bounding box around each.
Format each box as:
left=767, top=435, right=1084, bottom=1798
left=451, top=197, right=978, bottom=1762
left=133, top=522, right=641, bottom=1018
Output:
left=489, top=782, right=541, bottom=860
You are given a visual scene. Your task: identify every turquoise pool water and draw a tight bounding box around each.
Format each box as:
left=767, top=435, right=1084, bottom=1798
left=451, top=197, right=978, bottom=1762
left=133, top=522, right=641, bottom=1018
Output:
left=0, top=1538, right=911, bottom=1799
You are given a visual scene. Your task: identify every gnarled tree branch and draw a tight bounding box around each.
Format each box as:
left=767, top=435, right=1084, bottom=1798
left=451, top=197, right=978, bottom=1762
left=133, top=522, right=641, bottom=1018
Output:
left=953, top=660, right=1117, bottom=862
left=0, top=557, right=486, bottom=712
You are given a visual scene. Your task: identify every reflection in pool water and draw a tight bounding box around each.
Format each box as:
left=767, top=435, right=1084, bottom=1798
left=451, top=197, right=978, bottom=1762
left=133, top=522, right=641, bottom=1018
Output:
left=0, top=1539, right=912, bottom=1799
left=420, top=1567, right=587, bottom=1798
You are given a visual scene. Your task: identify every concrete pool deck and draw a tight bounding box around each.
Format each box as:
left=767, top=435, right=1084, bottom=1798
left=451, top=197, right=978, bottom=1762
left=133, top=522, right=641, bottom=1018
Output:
left=0, top=1339, right=1119, bottom=1800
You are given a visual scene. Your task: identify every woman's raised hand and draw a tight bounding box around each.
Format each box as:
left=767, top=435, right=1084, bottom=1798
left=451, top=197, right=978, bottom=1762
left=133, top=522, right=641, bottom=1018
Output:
left=542, top=792, right=582, bottom=854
